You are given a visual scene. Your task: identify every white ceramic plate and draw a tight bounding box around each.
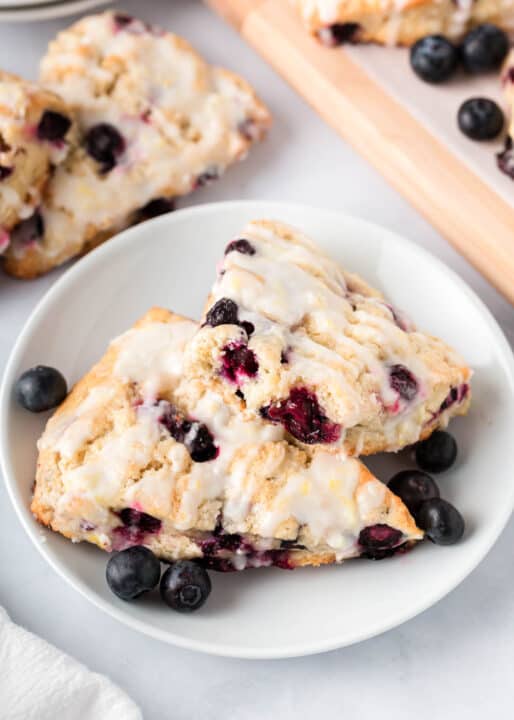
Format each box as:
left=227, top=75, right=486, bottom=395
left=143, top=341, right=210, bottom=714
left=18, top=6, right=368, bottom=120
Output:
left=0, top=0, right=109, bottom=21
left=1, top=201, right=513, bottom=659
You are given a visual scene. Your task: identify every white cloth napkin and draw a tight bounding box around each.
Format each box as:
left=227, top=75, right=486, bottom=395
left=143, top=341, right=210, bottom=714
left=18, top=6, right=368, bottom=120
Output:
left=0, top=607, right=142, bottom=720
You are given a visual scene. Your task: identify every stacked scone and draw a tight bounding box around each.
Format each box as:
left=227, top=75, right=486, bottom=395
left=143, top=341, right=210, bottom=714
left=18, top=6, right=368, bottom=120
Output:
left=0, top=12, right=271, bottom=277
left=32, top=219, right=471, bottom=573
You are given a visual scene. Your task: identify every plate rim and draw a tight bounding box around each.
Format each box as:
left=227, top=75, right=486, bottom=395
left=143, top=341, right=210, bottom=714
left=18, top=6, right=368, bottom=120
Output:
left=2, top=199, right=514, bottom=659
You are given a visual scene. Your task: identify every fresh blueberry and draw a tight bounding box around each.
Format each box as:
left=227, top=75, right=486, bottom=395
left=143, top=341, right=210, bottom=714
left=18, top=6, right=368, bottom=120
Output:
left=0, top=165, right=13, bottom=180
left=415, top=430, right=457, bottom=473
left=37, top=110, right=71, bottom=142
left=461, top=24, right=509, bottom=74
left=416, top=498, right=465, bottom=545
left=159, top=405, right=218, bottom=463
left=389, top=364, right=418, bottom=402
left=388, top=469, right=440, bottom=516
left=317, top=22, right=361, bottom=47
left=15, top=365, right=67, bottom=412
left=85, top=123, right=125, bottom=171
left=260, top=387, right=340, bottom=444
left=225, top=239, right=255, bottom=256
left=205, top=298, right=239, bottom=327
left=160, top=560, right=211, bottom=612
left=106, top=546, right=161, bottom=600
left=497, top=137, right=514, bottom=179
left=458, top=98, right=504, bottom=140
left=410, top=35, right=458, bottom=83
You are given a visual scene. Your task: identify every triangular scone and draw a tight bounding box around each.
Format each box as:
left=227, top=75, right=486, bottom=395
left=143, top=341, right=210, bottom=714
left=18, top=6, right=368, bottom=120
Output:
left=185, top=220, right=471, bottom=456
left=498, top=50, right=514, bottom=180
left=4, top=12, right=270, bottom=278
left=32, top=308, right=422, bottom=570
left=293, top=0, right=514, bottom=47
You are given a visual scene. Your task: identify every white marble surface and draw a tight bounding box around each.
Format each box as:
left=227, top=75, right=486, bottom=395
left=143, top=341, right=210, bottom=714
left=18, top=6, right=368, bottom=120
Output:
left=1, top=1, right=513, bottom=717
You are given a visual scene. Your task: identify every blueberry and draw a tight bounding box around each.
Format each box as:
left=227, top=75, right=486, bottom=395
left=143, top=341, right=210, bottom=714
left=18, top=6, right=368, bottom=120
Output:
left=261, top=387, right=340, bottom=444
left=137, top=197, right=175, bottom=221
left=417, top=498, right=465, bottom=545
left=415, top=430, right=457, bottom=473
left=388, top=469, right=440, bottom=516
left=225, top=239, right=255, bottom=256
left=497, top=138, right=514, bottom=179
left=15, top=365, right=67, bottom=412
left=317, top=22, right=361, bottom=47
left=461, top=24, right=509, bottom=74
left=358, top=524, right=404, bottom=559
left=458, top=98, right=504, bottom=141
left=410, top=35, right=459, bottom=83
left=205, top=298, right=239, bottom=327
left=389, top=364, right=418, bottom=402
left=160, top=560, right=211, bottom=612
left=220, top=342, right=259, bottom=383
left=37, top=110, right=71, bottom=142
left=85, top=123, right=125, bottom=171
left=106, top=546, right=161, bottom=600
left=11, top=210, right=44, bottom=245
left=186, top=423, right=218, bottom=463
left=0, top=165, right=13, bottom=180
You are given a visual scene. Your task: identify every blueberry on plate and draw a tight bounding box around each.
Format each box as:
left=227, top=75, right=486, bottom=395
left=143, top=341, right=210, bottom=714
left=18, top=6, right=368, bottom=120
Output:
left=415, top=430, right=457, bottom=473
left=410, top=35, right=459, bottom=83
left=388, top=469, right=440, bottom=516
left=458, top=98, right=504, bottom=141
left=417, top=498, right=465, bottom=545
left=15, top=365, right=67, bottom=412
left=160, top=560, right=211, bottom=613
left=106, top=546, right=161, bottom=601
left=461, top=24, right=509, bottom=74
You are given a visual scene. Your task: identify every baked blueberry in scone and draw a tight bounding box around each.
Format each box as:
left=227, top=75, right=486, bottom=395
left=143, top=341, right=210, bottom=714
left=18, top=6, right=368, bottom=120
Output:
left=185, top=220, right=472, bottom=455
left=0, top=72, right=76, bottom=254
left=3, top=12, right=271, bottom=278
left=293, top=0, right=514, bottom=47
left=31, top=308, right=422, bottom=570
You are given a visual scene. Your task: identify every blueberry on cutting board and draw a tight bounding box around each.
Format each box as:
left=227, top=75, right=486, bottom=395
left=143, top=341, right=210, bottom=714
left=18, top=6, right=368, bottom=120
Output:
left=458, top=98, right=504, bottom=141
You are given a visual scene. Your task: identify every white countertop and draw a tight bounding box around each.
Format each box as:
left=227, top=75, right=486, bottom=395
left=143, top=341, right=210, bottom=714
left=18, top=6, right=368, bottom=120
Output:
left=1, top=1, right=513, bottom=717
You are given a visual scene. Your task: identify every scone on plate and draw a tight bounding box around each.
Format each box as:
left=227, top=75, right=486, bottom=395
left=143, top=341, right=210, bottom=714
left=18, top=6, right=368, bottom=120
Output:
left=3, top=12, right=271, bottom=278
left=32, top=308, right=422, bottom=570
left=0, top=72, right=76, bottom=253
left=185, top=220, right=472, bottom=455
left=498, top=49, right=514, bottom=180
left=293, top=0, right=514, bottom=46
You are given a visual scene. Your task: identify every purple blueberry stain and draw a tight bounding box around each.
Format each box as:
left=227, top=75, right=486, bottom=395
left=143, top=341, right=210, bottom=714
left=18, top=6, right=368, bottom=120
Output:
left=358, top=524, right=404, bottom=559
left=79, top=519, right=96, bottom=532
left=260, top=387, right=341, bottom=444
left=85, top=123, right=125, bottom=173
left=225, top=238, right=255, bottom=256
left=220, top=342, right=259, bottom=384
left=37, top=110, right=71, bottom=142
left=389, top=365, right=419, bottom=403
left=113, top=13, right=134, bottom=29
left=112, top=508, right=162, bottom=550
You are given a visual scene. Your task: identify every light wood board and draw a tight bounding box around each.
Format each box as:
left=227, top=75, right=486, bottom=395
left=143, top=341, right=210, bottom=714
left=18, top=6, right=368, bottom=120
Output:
left=207, top=0, right=514, bottom=304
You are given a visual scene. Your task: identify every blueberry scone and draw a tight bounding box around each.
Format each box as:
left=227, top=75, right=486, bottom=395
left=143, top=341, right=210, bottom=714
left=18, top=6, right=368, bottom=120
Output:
left=185, top=220, right=472, bottom=455
left=498, top=49, right=514, bottom=179
left=32, top=308, right=422, bottom=570
left=293, top=0, right=514, bottom=47
left=3, top=12, right=270, bottom=278
left=0, top=72, right=75, bottom=254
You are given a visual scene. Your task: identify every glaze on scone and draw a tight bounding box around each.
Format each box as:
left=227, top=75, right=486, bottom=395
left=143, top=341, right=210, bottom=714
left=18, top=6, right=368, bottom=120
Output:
left=186, top=220, right=472, bottom=455
left=3, top=12, right=271, bottom=278
left=498, top=49, right=514, bottom=180
left=0, top=72, right=75, bottom=253
left=293, top=0, right=514, bottom=46
left=32, top=308, right=422, bottom=570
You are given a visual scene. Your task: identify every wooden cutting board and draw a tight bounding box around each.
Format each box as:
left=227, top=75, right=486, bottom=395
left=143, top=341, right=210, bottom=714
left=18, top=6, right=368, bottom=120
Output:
left=207, top=0, right=514, bottom=304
